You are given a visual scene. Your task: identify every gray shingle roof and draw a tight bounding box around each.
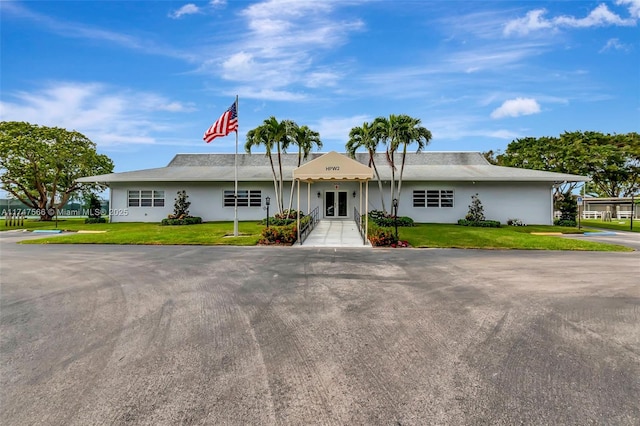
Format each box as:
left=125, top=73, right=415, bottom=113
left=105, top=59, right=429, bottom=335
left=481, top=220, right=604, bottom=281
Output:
left=77, top=151, right=589, bottom=183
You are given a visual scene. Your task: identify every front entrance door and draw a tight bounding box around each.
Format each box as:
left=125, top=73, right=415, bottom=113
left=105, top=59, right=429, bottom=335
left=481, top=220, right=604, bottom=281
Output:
left=325, top=191, right=348, bottom=218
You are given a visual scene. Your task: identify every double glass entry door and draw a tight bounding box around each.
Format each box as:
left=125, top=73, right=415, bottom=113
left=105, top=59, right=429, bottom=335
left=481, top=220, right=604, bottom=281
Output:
left=325, top=191, right=348, bottom=218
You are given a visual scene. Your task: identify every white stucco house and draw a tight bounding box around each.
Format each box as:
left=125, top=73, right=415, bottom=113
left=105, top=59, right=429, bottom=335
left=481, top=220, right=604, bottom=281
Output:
left=77, top=151, right=589, bottom=225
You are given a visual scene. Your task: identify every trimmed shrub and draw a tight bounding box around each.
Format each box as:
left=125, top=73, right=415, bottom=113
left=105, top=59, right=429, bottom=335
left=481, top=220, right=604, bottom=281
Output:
left=161, top=217, right=203, bottom=226
left=84, top=217, right=107, bottom=224
left=262, top=209, right=305, bottom=226
left=457, top=219, right=501, bottom=228
left=161, top=190, right=202, bottom=226
left=554, top=219, right=577, bottom=227
left=368, top=210, right=415, bottom=227
left=261, top=217, right=296, bottom=226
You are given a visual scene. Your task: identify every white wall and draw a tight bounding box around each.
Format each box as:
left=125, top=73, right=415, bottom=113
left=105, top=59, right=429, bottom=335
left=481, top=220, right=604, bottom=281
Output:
left=110, top=181, right=364, bottom=222
left=365, top=181, right=554, bottom=225
left=110, top=180, right=554, bottom=225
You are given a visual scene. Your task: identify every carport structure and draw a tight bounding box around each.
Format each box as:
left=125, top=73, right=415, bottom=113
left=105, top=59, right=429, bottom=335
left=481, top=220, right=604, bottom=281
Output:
left=293, top=151, right=374, bottom=245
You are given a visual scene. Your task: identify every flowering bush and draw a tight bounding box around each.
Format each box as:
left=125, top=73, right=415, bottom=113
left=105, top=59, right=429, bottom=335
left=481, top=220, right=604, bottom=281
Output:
left=507, top=218, right=526, bottom=226
left=367, top=221, right=398, bottom=247
left=259, top=223, right=297, bottom=245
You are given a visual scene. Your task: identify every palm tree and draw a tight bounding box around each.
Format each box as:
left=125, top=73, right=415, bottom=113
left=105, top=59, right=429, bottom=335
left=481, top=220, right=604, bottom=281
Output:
left=245, top=117, right=296, bottom=214
left=346, top=122, right=386, bottom=212
left=373, top=114, right=432, bottom=211
left=372, top=114, right=404, bottom=205
left=245, top=124, right=281, bottom=213
left=396, top=115, right=432, bottom=203
left=286, top=124, right=322, bottom=216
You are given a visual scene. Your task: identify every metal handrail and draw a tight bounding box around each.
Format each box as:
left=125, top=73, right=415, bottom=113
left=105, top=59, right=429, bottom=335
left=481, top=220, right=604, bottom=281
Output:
left=299, top=206, right=319, bottom=245
left=354, top=207, right=366, bottom=244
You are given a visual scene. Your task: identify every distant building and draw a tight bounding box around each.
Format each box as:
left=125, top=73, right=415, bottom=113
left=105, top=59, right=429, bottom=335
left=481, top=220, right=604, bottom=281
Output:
left=582, top=197, right=638, bottom=219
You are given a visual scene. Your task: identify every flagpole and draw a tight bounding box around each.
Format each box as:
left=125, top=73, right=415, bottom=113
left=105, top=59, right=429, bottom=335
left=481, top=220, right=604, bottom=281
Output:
left=234, top=95, right=239, bottom=237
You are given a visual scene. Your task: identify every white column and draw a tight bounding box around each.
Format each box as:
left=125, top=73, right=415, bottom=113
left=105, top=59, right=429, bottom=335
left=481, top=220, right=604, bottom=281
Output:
left=365, top=180, right=369, bottom=245
left=297, top=179, right=301, bottom=244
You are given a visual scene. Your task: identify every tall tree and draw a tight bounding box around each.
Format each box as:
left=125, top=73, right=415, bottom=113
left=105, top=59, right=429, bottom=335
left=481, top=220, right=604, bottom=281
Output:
left=498, top=131, right=640, bottom=197
left=577, top=131, right=640, bottom=197
left=498, top=135, right=587, bottom=195
left=373, top=114, right=403, bottom=205
left=245, top=117, right=297, bottom=214
left=0, top=121, right=114, bottom=220
left=373, top=114, right=431, bottom=210
left=346, top=122, right=386, bottom=212
left=285, top=124, right=322, bottom=216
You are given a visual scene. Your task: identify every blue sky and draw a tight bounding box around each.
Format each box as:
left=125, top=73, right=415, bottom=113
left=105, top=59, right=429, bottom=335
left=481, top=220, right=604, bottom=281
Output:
left=1, top=0, right=639, bottom=176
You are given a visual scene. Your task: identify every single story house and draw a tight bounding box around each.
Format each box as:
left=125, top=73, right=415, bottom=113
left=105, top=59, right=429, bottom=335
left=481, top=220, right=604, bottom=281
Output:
left=78, top=151, right=589, bottom=225
left=581, top=197, right=638, bottom=219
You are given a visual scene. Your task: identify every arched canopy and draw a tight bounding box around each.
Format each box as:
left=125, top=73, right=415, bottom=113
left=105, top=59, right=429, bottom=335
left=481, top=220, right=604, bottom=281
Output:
left=293, top=151, right=373, bottom=182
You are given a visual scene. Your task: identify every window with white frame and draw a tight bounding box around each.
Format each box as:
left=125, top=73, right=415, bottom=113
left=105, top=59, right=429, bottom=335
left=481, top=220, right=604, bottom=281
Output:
left=224, top=190, right=262, bottom=207
left=128, top=190, right=165, bottom=207
left=413, top=190, right=454, bottom=208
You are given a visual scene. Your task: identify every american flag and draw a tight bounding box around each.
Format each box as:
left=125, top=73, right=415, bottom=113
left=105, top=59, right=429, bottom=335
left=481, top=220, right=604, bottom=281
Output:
left=203, top=101, right=238, bottom=143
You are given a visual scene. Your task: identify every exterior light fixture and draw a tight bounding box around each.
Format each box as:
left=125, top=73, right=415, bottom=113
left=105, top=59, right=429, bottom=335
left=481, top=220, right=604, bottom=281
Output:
left=317, top=191, right=321, bottom=198
left=353, top=191, right=356, bottom=198
left=392, top=198, right=399, bottom=240
left=265, top=196, right=270, bottom=228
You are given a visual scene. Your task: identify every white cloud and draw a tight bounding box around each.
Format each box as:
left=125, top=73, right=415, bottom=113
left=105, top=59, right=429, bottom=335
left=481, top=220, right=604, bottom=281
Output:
left=169, top=4, right=201, bottom=19
left=504, top=4, right=637, bottom=36
left=616, top=0, right=640, bottom=18
left=488, top=129, right=520, bottom=139
left=0, top=82, right=195, bottom=146
left=599, top=38, right=631, bottom=52
left=490, top=98, right=541, bottom=119
left=210, top=0, right=227, bottom=7
left=554, top=4, right=635, bottom=28
left=504, top=10, right=553, bottom=36
left=211, top=0, right=365, bottom=100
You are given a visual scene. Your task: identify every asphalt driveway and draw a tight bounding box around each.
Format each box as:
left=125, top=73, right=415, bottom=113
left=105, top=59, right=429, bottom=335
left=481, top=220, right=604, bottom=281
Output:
left=1, top=238, right=639, bottom=425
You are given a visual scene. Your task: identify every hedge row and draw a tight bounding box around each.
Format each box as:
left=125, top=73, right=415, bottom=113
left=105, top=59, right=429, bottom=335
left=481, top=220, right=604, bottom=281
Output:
left=457, top=219, right=501, bottom=228
left=161, top=216, right=203, bottom=226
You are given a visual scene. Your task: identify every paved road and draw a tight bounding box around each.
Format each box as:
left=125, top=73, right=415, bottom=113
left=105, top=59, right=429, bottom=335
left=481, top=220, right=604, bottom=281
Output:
left=1, top=238, right=639, bottom=425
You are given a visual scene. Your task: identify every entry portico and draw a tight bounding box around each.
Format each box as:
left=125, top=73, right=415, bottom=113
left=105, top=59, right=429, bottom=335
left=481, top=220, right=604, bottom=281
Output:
left=293, top=151, right=374, bottom=244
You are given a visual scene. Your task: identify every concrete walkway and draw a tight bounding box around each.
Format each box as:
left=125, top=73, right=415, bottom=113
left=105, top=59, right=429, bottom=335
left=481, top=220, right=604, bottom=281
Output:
left=301, top=219, right=371, bottom=248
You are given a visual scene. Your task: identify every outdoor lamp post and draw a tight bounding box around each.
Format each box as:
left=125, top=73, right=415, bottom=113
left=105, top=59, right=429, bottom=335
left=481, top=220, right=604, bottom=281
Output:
left=265, top=196, right=270, bottom=228
left=392, top=198, right=399, bottom=240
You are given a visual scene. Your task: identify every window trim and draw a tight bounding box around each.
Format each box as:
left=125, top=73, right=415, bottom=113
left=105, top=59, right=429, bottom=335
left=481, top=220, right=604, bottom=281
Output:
left=413, top=189, right=454, bottom=208
left=128, top=190, right=165, bottom=208
left=223, top=189, right=262, bottom=207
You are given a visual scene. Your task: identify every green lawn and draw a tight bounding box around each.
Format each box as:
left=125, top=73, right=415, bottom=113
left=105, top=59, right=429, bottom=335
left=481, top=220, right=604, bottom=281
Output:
left=580, top=219, right=639, bottom=233
left=397, top=223, right=632, bottom=251
left=4, top=218, right=633, bottom=251
left=7, top=219, right=263, bottom=246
